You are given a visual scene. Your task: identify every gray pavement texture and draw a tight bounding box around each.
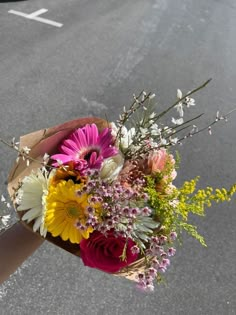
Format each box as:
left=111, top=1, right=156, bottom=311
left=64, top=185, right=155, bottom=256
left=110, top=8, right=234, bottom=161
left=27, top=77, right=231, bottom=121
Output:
left=0, top=0, right=236, bottom=314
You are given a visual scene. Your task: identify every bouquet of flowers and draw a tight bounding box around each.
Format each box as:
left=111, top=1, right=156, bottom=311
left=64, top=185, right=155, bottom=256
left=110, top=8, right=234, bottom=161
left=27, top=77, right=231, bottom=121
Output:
left=3, top=79, right=236, bottom=291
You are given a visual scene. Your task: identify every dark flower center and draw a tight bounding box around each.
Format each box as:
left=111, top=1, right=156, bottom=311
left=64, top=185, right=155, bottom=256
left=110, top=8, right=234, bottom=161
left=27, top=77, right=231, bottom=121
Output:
left=81, top=147, right=100, bottom=161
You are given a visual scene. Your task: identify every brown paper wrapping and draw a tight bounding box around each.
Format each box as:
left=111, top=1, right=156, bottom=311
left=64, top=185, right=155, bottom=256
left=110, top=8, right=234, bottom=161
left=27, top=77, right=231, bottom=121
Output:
left=7, top=117, right=143, bottom=281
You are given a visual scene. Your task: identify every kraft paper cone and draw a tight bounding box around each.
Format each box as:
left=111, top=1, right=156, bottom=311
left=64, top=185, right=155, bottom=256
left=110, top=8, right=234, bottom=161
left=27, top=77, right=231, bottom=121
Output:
left=7, top=117, right=109, bottom=256
left=7, top=117, right=144, bottom=281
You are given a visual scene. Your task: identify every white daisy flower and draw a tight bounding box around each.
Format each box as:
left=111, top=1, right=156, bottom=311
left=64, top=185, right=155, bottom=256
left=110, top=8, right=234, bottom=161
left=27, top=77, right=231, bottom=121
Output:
left=17, top=169, right=53, bottom=237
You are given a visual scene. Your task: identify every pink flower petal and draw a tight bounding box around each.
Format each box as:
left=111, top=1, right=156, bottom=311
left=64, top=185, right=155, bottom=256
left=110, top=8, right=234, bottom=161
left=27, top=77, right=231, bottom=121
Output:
left=62, top=139, right=80, bottom=152
left=102, top=147, right=118, bottom=158
left=86, top=124, right=98, bottom=145
left=52, top=124, right=117, bottom=172
left=60, top=144, right=77, bottom=156
left=98, top=128, right=112, bottom=148
left=51, top=154, right=73, bottom=165
left=73, top=128, right=88, bottom=148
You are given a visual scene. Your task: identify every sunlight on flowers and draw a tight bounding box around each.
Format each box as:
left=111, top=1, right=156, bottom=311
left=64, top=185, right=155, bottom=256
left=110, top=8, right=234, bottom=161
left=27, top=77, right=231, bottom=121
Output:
left=17, top=169, right=52, bottom=237
left=44, top=179, right=101, bottom=244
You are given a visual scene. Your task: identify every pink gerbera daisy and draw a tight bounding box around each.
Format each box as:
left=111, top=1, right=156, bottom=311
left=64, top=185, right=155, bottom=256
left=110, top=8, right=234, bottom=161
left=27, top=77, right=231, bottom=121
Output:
left=51, top=124, right=118, bottom=172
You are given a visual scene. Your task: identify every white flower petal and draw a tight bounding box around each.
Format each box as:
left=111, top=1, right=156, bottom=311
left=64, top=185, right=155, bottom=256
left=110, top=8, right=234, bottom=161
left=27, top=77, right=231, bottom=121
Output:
left=177, top=89, right=183, bottom=99
left=16, top=169, right=51, bottom=236
left=22, top=206, right=42, bottom=221
left=172, top=117, right=184, bottom=125
left=174, top=103, right=184, bottom=117
left=33, top=216, right=43, bottom=233
left=100, top=153, right=124, bottom=181
left=120, top=126, right=135, bottom=150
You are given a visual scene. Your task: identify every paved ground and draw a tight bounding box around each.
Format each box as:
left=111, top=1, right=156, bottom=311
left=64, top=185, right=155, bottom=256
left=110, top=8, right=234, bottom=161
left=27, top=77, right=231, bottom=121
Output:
left=1, top=0, right=236, bottom=314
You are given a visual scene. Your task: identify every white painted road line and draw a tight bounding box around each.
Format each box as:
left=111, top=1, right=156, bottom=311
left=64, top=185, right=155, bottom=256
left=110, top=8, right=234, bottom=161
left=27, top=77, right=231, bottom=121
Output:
left=8, top=10, right=29, bottom=18
left=8, top=9, right=63, bottom=28
left=31, top=16, right=63, bottom=28
left=27, top=8, right=48, bottom=18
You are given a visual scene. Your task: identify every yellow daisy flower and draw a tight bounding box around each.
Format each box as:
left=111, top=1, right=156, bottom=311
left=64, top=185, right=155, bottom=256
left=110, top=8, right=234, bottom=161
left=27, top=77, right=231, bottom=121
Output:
left=45, top=179, right=100, bottom=244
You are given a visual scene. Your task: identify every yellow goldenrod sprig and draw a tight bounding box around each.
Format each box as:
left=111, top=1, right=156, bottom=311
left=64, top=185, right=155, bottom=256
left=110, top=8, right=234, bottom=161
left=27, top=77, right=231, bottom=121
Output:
left=146, top=176, right=236, bottom=246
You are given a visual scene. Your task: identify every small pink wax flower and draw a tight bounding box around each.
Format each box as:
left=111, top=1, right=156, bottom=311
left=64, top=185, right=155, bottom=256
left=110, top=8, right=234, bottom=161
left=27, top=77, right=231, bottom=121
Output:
left=51, top=124, right=118, bottom=172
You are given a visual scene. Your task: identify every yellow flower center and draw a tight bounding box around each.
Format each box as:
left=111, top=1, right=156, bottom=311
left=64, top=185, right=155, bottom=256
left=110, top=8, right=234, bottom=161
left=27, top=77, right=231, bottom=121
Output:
left=66, top=202, right=79, bottom=217
left=44, top=179, right=102, bottom=244
left=65, top=201, right=85, bottom=219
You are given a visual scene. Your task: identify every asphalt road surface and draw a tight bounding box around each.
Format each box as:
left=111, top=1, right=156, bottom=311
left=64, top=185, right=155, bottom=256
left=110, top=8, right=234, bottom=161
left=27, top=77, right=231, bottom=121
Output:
left=1, top=0, right=236, bottom=314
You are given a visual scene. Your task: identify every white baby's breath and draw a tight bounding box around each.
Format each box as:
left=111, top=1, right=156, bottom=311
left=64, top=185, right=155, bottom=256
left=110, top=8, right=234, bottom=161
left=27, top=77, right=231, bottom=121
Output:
left=190, top=125, right=198, bottom=134
left=170, top=137, right=179, bottom=145
left=174, top=102, right=184, bottom=117
left=177, top=89, right=183, bottom=99
left=120, top=126, right=136, bottom=150
left=150, top=123, right=161, bottom=136
left=185, top=96, right=195, bottom=107
left=149, top=93, right=156, bottom=100
left=22, top=146, right=31, bottom=154
left=159, top=138, right=167, bottom=145
left=172, top=117, right=184, bottom=125
left=140, top=127, right=149, bottom=136
left=43, top=153, right=50, bottom=164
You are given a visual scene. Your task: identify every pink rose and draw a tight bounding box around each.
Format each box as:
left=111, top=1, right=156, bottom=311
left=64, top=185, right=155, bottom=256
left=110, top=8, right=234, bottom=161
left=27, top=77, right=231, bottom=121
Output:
left=80, top=231, right=139, bottom=273
left=148, top=149, right=176, bottom=180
